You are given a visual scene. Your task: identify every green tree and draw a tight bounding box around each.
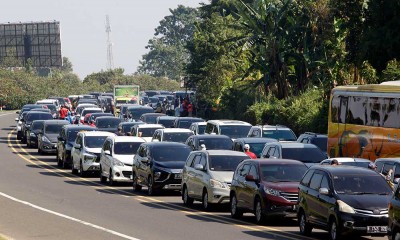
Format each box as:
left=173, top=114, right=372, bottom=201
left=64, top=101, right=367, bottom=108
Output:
left=137, top=5, right=199, bottom=80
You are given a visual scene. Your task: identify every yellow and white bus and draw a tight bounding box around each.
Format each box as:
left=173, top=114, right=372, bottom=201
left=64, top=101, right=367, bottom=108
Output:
left=328, top=82, right=400, bottom=161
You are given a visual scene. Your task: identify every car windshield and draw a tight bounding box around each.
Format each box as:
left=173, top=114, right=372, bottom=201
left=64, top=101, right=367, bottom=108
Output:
left=282, top=147, right=326, bottom=163
left=209, top=155, right=248, bottom=171
left=262, top=130, right=297, bottom=141
left=68, top=129, right=94, bottom=142
left=333, top=174, right=392, bottom=195
left=138, top=127, right=160, bottom=137
left=27, top=113, right=53, bottom=122
left=96, top=118, right=121, bottom=128
left=84, top=136, right=108, bottom=148
left=158, top=119, right=175, bottom=127
left=220, top=125, right=252, bottom=139
left=82, top=109, right=102, bottom=116
left=261, top=164, right=308, bottom=182
left=151, top=146, right=191, bottom=162
left=143, top=115, right=158, bottom=124
left=311, top=138, right=327, bottom=152
left=114, top=142, right=142, bottom=155
left=197, top=125, right=206, bottom=134
left=178, top=120, right=202, bottom=129
left=163, top=132, right=193, bottom=143
left=121, top=124, right=136, bottom=133
left=32, top=122, right=44, bottom=130
left=247, top=143, right=268, bottom=158
left=128, top=108, right=154, bottom=120
left=149, top=98, right=159, bottom=103
left=45, top=124, right=65, bottom=134
left=199, top=138, right=233, bottom=150
left=340, top=162, right=370, bottom=168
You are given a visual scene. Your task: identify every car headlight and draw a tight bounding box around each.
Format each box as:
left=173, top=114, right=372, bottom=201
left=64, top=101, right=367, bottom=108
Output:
left=42, top=136, right=51, bottom=143
left=84, top=154, right=97, bottom=163
left=112, top=159, right=124, bottom=166
left=155, top=166, right=170, bottom=173
left=154, top=171, right=162, bottom=180
left=264, top=186, right=281, bottom=196
left=30, top=132, right=36, bottom=137
left=210, top=179, right=228, bottom=189
left=337, top=200, right=355, bottom=214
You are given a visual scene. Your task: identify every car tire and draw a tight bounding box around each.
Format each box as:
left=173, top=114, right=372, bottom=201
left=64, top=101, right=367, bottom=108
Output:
left=109, top=169, right=115, bottom=186
left=329, top=218, right=341, bottom=240
left=182, top=185, right=194, bottom=206
left=71, top=161, right=78, bottom=174
left=202, top=190, right=211, bottom=210
left=132, top=172, right=142, bottom=192
left=392, top=229, right=400, bottom=240
left=298, top=210, right=312, bottom=236
left=147, top=176, right=156, bottom=196
left=230, top=194, right=243, bottom=219
left=99, top=166, right=107, bottom=183
left=79, top=161, right=85, bottom=177
left=254, top=198, right=266, bottom=224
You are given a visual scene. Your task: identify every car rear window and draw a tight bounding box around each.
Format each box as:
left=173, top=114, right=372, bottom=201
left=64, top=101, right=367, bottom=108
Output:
left=208, top=155, right=248, bottom=171
left=262, top=130, right=297, bottom=141
left=199, top=138, right=233, bottom=150
left=84, top=136, right=108, bottom=148
left=261, top=164, right=308, bottom=182
left=151, top=146, right=191, bottom=162
left=45, top=124, right=66, bottom=134
left=220, top=125, right=251, bottom=139
left=163, top=132, right=193, bottom=143
left=138, top=127, right=160, bottom=137
left=114, top=142, right=142, bottom=155
left=311, top=137, right=327, bottom=152
left=96, top=118, right=121, bottom=128
left=282, top=147, right=326, bottom=163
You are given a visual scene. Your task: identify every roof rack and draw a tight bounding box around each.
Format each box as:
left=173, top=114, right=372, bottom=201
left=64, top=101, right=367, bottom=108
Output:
left=304, top=132, right=317, bottom=136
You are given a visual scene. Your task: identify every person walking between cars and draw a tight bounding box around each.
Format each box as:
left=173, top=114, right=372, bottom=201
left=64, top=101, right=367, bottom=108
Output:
left=59, top=106, right=68, bottom=120
left=244, top=144, right=257, bottom=159
left=64, top=111, right=75, bottom=124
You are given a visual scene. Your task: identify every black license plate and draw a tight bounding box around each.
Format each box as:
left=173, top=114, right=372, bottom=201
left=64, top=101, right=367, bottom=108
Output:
left=367, top=226, right=387, bottom=233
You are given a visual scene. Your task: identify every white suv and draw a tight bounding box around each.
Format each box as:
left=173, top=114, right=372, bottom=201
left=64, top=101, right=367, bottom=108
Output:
left=100, top=136, right=145, bottom=185
left=151, top=128, right=193, bottom=143
left=131, top=124, right=164, bottom=142
left=71, top=131, right=115, bottom=177
left=204, top=120, right=252, bottom=140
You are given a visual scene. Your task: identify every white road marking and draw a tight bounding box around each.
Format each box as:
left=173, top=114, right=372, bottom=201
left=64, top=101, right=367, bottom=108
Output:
left=0, top=191, right=141, bottom=240
left=0, top=112, right=16, bottom=117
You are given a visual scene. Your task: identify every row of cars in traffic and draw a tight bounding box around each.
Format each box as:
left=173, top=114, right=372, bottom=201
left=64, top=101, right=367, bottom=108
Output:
left=13, top=93, right=400, bottom=240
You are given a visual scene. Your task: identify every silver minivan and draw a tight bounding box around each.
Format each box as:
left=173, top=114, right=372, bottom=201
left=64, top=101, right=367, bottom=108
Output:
left=181, top=150, right=249, bottom=210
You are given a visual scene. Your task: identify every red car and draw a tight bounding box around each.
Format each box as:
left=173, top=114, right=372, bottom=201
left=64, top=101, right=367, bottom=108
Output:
left=230, top=159, right=308, bottom=224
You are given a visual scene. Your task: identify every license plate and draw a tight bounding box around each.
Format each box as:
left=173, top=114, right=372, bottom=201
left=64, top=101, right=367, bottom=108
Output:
left=175, top=173, right=182, bottom=179
left=367, top=226, right=387, bottom=233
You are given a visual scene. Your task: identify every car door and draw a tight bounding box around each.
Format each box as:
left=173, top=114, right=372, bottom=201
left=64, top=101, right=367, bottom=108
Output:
left=242, top=164, right=260, bottom=210
left=192, top=153, right=208, bottom=197
left=187, top=154, right=202, bottom=198
left=314, top=173, right=335, bottom=227
left=236, top=163, right=251, bottom=208
left=72, top=134, right=82, bottom=167
left=135, top=145, right=147, bottom=183
left=103, top=140, right=113, bottom=176
left=307, top=171, right=324, bottom=225
left=183, top=153, right=196, bottom=196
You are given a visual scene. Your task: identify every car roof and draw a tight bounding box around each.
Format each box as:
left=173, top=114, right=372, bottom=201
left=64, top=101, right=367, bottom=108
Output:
left=158, top=128, right=192, bottom=133
left=244, top=158, right=307, bottom=166
left=157, top=116, right=177, bottom=120
left=253, top=125, right=292, bottom=130
left=193, top=150, right=248, bottom=156
left=268, top=142, right=318, bottom=148
left=82, top=107, right=102, bottom=111
left=43, top=120, right=69, bottom=125
left=63, top=125, right=96, bottom=130
left=299, top=132, right=327, bottom=137
left=176, top=117, right=204, bottom=121
left=142, top=113, right=165, bottom=116
left=234, top=137, right=278, bottom=144
left=190, top=134, right=231, bottom=140
left=137, top=124, right=164, bottom=128
left=80, top=131, right=115, bottom=137
left=190, top=122, right=207, bottom=126
left=127, top=105, right=153, bottom=110
left=95, top=116, right=120, bottom=120
left=375, top=158, right=400, bottom=163
left=120, top=121, right=143, bottom=126
left=207, top=119, right=251, bottom=126
left=324, top=157, right=371, bottom=163
left=144, top=142, right=190, bottom=148
left=310, top=165, right=379, bottom=175
left=27, top=111, right=52, bottom=116
left=91, top=112, right=113, bottom=116
left=108, top=136, right=146, bottom=143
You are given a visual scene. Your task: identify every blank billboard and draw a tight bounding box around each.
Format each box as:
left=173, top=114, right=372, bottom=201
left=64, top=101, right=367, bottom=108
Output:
left=0, top=21, right=62, bottom=67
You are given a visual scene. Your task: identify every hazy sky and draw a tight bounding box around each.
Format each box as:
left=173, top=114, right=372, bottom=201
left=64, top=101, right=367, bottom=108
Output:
left=1, top=0, right=203, bottom=79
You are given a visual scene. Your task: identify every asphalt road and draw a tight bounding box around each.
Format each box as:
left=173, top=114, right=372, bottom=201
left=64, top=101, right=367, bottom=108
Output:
left=0, top=113, right=386, bottom=240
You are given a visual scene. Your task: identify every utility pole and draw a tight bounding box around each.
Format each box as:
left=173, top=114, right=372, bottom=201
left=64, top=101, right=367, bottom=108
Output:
left=105, top=15, right=114, bottom=70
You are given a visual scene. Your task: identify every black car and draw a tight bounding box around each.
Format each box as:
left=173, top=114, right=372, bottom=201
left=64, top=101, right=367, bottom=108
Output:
left=118, top=121, right=145, bottom=135
left=126, top=106, right=154, bottom=121
left=38, top=120, right=70, bottom=154
left=173, top=117, right=205, bottom=129
left=297, top=132, right=328, bottom=155
left=297, top=165, right=392, bottom=240
left=94, top=116, right=122, bottom=132
left=140, top=113, right=165, bottom=124
left=156, top=116, right=177, bottom=128
left=56, top=125, right=97, bottom=168
left=132, top=142, right=191, bottom=195
left=233, top=137, right=278, bottom=158
left=16, top=105, right=45, bottom=140
left=21, top=111, right=53, bottom=143
left=26, top=120, right=45, bottom=148
left=185, top=134, right=233, bottom=151
left=98, top=96, right=114, bottom=114
left=88, top=112, right=114, bottom=125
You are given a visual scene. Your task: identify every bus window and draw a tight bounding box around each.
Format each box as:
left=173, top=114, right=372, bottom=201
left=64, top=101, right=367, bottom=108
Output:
left=367, top=97, right=381, bottom=127
left=347, top=96, right=366, bottom=125
left=383, top=98, right=399, bottom=128
left=339, top=97, right=348, bottom=124
left=331, top=96, right=340, bottom=123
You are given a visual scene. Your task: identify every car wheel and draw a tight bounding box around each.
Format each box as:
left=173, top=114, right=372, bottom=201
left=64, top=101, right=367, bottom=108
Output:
left=71, top=160, right=78, bottom=174
left=182, top=185, right=194, bottom=206
left=109, top=169, right=115, bottom=186
left=329, top=218, right=341, bottom=240
left=202, top=190, right=211, bottom=210
left=132, top=172, right=142, bottom=192
left=230, top=194, right=243, bottom=219
left=79, top=161, right=85, bottom=177
left=393, top=230, right=400, bottom=240
left=99, top=166, right=107, bottom=183
left=298, top=210, right=312, bottom=236
left=147, top=176, right=156, bottom=196
left=254, top=198, right=266, bottom=224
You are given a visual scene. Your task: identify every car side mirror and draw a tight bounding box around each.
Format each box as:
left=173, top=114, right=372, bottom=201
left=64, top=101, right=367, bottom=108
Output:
left=104, top=150, right=111, bottom=156
left=194, top=164, right=205, bottom=171
left=245, top=174, right=258, bottom=182
left=16, top=111, right=20, bottom=114
left=319, top=188, right=330, bottom=195
left=152, top=139, right=159, bottom=142
left=15, top=118, right=19, bottom=121
left=141, top=157, right=149, bottom=164
left=74, top=143, right=81, bottom=149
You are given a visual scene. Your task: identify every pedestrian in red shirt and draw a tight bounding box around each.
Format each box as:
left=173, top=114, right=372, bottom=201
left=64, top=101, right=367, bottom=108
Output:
left=59, top=106, right=68, bottom=119
left=244, top=144, right=257, bottom=159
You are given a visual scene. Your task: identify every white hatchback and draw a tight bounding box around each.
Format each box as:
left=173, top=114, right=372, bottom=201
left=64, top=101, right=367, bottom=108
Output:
left=151, top=128, right=193, bottom=143
left=71, top=131, right=115, bottom=177
left=100, top=136, right=146, bottom=185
